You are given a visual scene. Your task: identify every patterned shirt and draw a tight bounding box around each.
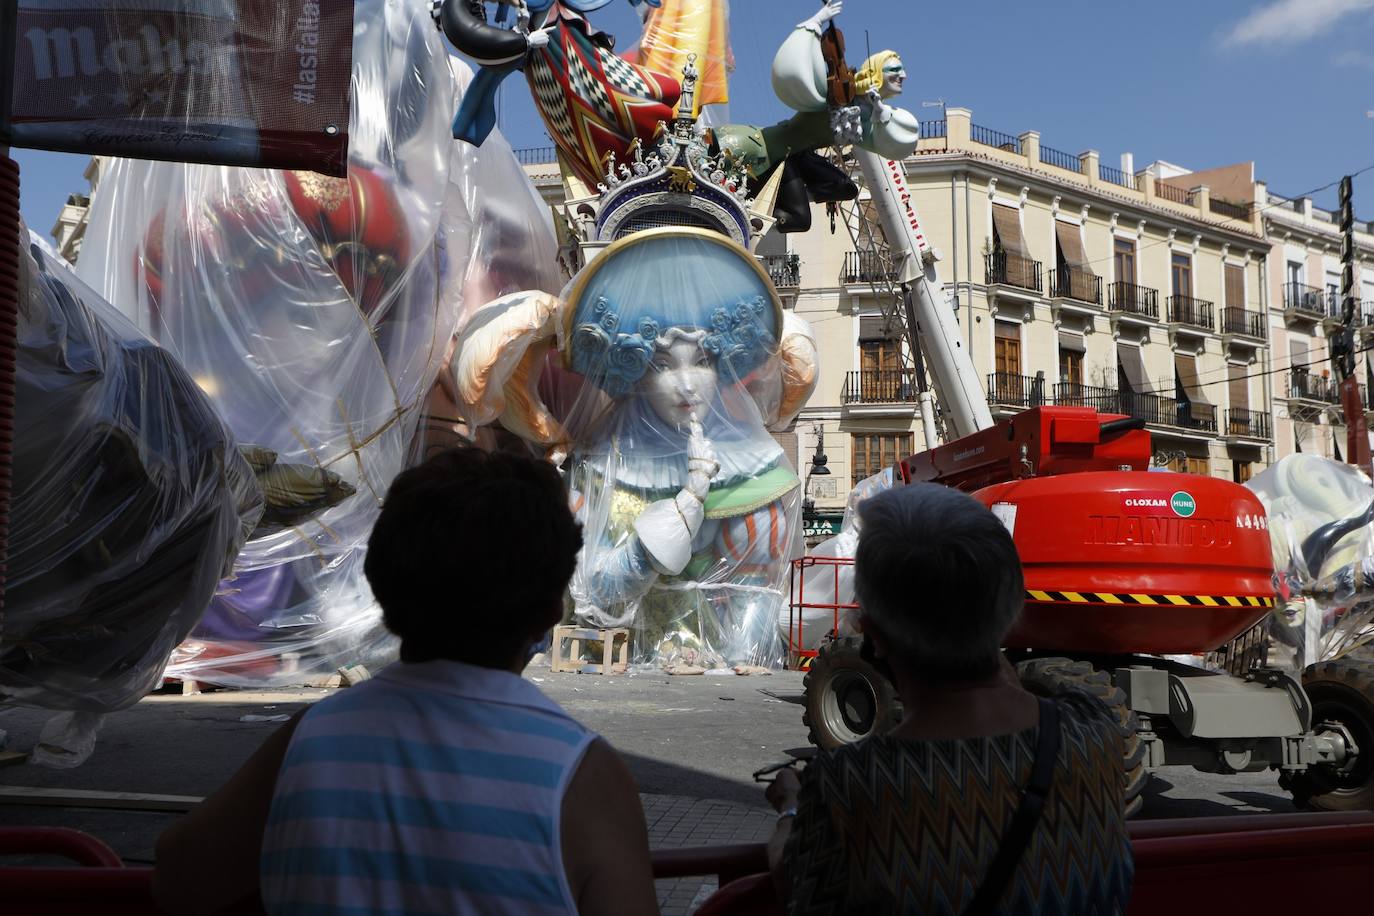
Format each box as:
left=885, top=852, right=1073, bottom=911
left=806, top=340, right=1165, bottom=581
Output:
left=784, top=696, right=1134, bottom=915
left=260, top=660, right=596, bottom=915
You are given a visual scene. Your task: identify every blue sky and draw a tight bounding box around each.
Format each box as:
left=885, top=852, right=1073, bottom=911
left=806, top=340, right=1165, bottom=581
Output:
left=12, top=0, right=1374, bottom=236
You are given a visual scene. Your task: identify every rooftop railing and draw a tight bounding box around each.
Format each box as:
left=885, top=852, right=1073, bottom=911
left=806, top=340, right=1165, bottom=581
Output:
left=1038, top=145, right=1082, bottom=173
left=1154, top=180, right=1195, bottom=205
left=514, top=146, right=558, bottom=165
left=970, top=124, right=1021, bottom=154
left=1098, top=164, right=1136, bottom=188
left=1209, top=198, right=1251, bottom=221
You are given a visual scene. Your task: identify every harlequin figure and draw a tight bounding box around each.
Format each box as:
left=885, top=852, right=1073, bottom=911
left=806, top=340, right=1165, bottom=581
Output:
left=452, top=229, right=818, bottom=667
left=442, top=0, right=680, bottom=189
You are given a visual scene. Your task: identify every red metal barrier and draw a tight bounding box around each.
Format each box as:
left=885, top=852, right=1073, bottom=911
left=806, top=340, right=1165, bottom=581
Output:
left=786, top=555, right=856, bottom=669
left=0, top=826, right=123, bottom=867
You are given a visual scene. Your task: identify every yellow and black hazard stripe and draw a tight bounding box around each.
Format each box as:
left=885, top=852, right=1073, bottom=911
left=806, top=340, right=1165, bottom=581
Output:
left=1025, top=590, right=1275, bottom=609
left=795, top=656, right=814, bottom=670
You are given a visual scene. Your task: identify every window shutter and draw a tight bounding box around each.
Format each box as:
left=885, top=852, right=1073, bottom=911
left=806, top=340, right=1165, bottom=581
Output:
left=991, top=204, right=1026, bottom=256
left=1228, top=364, right=1249, bottom=411
left=1175, top=353, right=1213, bottom=423
left=1054, top=221, right=1088, bottom=268
left=1225, top=264, right=1245, bottom=311
left=1117, top=345, right=1151, bottom=394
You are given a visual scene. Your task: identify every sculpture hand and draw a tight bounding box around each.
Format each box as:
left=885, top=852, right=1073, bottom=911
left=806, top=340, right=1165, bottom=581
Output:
left=685, top=418, right=720, bottom=502
left=526, top=25, right=555, bottom=50
left=800, top=0, right=843, bottom=35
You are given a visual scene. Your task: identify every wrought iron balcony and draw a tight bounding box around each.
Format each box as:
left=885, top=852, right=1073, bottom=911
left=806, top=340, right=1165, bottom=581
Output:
left=1288, top=370, right=1340, bottom=403
left=1225, top=408, right=1272, bottom=440
left=1221, top=307, right=1266, bottom=339
left=984, top=252, right=1043, bottom=293
left=1283, top=282, right=1327, bottom=317
left=1051, top=383, right=1215, bottom=431
left=1108, top=281, right=1160, bottom=319
left=1167, top=295, right=1215, bottom=332
left=760, top=253, right=801, bottom=288
left=986, top=373, right=1048, bottom=408
left=1049, top=267, right=1102, bottom=305
left=841, top=250, right=897, bottom=285
left=842, top=369, right=917, bottom=405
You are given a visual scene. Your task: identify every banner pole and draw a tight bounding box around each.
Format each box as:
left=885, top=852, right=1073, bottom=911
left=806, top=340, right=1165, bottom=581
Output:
left=0, top=0, right=20, bottom=629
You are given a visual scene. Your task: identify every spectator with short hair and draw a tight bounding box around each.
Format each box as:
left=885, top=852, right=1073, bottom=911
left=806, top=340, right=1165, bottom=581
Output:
left=154, top=448, right=659, bottom=916
left=766, top=483, right=1134, bottom=915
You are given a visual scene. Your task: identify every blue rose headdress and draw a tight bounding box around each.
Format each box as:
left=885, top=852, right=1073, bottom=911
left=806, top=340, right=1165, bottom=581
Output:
left=564, top=228, right=783, bottom=397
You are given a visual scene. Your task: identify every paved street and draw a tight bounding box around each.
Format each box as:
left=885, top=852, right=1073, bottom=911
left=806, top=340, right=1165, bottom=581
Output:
left=0, top=667, right=1300, bottom=914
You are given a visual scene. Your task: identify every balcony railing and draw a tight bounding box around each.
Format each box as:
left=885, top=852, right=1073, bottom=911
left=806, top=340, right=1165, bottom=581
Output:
left=985, top=251, right=1043, bottom=292
left=920, top=119, right=946, bottom=139
left=1221, top=307, right=1265, bottom=338
left=1038, top=145, right=1082, bottom=173
left=1167, top=294, right=1215, bottom=332
left=842, top=369, right=916, bottom=405
left=1283, top=282, right=1326, bottom=316
left=1225, top=408, right=1272, bottom=440
left=1108, top=281, right=1159, bottom=319
left=1155, top=180, right=1195, bottom=205
left=760, top=253, right=801, bottom=288
left=1209, top=198, right=1251, bottom=221
left=986, top=373, right=1048, bottom=408
left=1049, top=267, right=1102, bottom=304
left=1288, top=371, right=1340, bottom=403
left=970, top=124, right=1021, bottom=153
left=841, top=250, right=897, bottom=285
left=514, top=146, right=558, bottom=165
left=1052, top=383, right=1216, bottom=431
left=1099, top=164, right=1136, bottom=188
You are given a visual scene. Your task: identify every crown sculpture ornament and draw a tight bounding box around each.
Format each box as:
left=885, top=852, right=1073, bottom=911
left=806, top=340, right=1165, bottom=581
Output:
left=558, top=56, right=785, bottom=272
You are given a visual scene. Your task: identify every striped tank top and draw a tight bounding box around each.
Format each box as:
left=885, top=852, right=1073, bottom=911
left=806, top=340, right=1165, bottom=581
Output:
left=260, top=660, right=596, bottom=915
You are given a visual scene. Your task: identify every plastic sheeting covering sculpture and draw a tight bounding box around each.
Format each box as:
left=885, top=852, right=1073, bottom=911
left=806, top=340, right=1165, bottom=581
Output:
left=790, top=468, right=894, bottom=652
left=74, top=0, right=561, bottom=687
left=3, top=228, right=260, bottom=765
left=1248, top=454, right=1374, bottom=668
left=454, top=229, right=818, bottom=669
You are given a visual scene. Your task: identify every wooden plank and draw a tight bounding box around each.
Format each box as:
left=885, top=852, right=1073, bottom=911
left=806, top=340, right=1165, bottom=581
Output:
left=0, top=786, right=202, bottom=813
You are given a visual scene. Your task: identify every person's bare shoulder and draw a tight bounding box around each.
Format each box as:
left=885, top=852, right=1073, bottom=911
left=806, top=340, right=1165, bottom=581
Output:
left=561, top=738, right=659, bottom=916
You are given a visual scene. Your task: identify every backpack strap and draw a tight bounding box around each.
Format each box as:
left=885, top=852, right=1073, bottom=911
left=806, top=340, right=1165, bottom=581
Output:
left=962, top=696, right=1061, bottom=916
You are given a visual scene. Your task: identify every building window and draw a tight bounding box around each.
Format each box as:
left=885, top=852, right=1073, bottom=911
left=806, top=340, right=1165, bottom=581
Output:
left=852, top=433, right=913, bottom=487
left=1287, top=260, right=1303, bottom=287
left=1114, top=238, right=1136, bottom=285
left=994, top=320, right=1021, bottom=378
left=1171, top=253, right=1192, bottom=297
left=1167, top=455, right=1210, bottom=475
left=1232, top=460, right=1253, bottom=484
left=1059, top=349, right=1083, bottom=386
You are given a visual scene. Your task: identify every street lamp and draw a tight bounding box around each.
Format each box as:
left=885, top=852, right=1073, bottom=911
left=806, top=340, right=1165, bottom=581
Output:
left=802, top=425, right=830, bottom=517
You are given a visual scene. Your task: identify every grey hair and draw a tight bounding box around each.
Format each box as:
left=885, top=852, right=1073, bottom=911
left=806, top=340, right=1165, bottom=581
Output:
left=854, top=483, right=1024, bottom=680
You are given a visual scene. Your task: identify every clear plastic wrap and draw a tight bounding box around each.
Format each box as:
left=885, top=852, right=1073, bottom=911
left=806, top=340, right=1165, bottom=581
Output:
left=632, top=0, right=733, bottom=117
left=790, top=468, right=894, bottom=651
left=454, top=229, right=812, bottom=668
left=73, top=0, right=557, bottom=687
left=3, top=227, right=260, bottom=763
left=1246, top=454, right=1374, bottom=669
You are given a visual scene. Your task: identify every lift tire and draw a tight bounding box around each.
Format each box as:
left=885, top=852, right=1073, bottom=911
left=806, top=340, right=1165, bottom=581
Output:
left=1016, top=657, right=1148, bottom=819
left=803, top=636, right=904, bottom=750
left=1282, top=658, right=1374, bottom=812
